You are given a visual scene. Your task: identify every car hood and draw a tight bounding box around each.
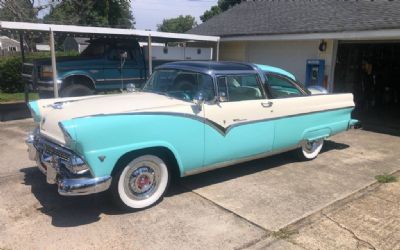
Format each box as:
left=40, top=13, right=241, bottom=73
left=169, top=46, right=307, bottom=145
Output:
left=31, top=92, right=190, bottom=143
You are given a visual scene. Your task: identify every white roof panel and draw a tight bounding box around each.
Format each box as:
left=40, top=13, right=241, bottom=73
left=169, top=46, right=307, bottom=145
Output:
left=0, top=21, right=220, bottom=42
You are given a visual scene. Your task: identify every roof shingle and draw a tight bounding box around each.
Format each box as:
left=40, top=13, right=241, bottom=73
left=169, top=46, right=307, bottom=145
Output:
left=188, top=0, right=400, bottom=37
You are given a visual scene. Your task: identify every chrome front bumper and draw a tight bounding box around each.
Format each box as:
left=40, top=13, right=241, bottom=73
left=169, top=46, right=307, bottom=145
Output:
left=26, top=132, right=111, bottom=196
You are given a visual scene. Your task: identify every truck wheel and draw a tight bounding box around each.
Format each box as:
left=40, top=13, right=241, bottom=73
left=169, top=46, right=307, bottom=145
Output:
left=296, top=139, right=324, bottom=161
left=110, top=155, right=170, bottom=210
left=60, top=84, right=94, bottom=97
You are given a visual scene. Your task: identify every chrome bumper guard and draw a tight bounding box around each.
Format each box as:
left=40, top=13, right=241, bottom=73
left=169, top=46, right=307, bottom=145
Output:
left=25, top=131, right=111, bottom=196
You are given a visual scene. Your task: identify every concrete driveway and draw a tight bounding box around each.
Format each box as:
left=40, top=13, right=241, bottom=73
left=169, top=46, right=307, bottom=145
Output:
left=0, top=119, right=399, bottom=250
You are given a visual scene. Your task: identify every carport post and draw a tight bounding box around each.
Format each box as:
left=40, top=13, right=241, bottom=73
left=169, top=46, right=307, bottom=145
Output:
left=19, top=32, right=28, bottom=103
left=216, top=40, right=220, bottom=61
left=49, top=28, right=58, bottom=98
left=148, top=34, right=152, bottom=76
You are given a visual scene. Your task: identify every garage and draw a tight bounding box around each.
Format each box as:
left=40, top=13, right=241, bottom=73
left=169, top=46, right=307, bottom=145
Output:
left=334, top=42, right=400, bottom=132
left=189, top=0, right=400, bottom=133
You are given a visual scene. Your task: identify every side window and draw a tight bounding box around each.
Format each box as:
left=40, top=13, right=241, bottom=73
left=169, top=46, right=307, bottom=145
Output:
left=145, top=69, right=214, bottom=101
left=266, top=74, right=303, bottom=98
left=217, top=74, right=263, bottom=102
left=108, top=46, right=135, bottom=62
left=217, top=77, right=228, bottom=100
left=197, top=74, right=215, bottom=101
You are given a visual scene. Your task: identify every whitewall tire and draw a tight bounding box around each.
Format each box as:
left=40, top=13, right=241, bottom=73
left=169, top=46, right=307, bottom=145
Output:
left=112, top=155, right=169, bottom=210
left=297, top=139, right=324, bottom=160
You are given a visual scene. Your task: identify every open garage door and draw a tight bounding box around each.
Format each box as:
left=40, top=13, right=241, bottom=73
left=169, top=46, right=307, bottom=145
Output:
left=334, top=41, right=400, bottom=135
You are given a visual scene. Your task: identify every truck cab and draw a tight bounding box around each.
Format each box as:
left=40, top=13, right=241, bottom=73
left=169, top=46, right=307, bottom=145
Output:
left=23, top=38, right=148, bottom=97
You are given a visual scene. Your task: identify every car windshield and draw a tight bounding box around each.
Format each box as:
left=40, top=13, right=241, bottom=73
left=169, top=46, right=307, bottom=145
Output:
left=81, top=42, right=105, bottom=57
left=142, top=69, right=215, bottom=102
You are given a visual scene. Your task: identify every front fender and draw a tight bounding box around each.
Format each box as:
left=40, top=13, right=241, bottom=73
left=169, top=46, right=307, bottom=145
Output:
left=83, top=140, right=184, bottom=177
left=61, top=114, right=205, bottom=178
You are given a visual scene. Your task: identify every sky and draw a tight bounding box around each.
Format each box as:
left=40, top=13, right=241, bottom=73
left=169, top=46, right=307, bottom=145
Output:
left=132, top=0, right=218, bottom=30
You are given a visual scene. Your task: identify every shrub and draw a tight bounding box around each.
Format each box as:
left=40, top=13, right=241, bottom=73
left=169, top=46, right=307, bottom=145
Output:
left=375, top=174, right=397, bottom=183
left=0, top=51, right=79, bottom=93
left=0, top=56, right=23, bottom=93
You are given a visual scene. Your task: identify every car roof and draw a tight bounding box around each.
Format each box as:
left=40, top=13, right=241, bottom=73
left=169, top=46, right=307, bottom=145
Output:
left=255, top=64, right=296, bottom=80
left=156, top=61, right=296, bottom=80
left=157, top=61, right=256, bottom=75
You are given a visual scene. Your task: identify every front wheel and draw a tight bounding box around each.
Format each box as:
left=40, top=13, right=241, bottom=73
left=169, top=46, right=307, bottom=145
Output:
left=296, top=139, right=324, bottom=161
left=111, top=155, right=170, bottom=210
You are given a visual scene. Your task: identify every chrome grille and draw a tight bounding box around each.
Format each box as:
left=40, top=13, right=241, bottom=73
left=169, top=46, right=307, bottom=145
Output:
left=33, top=135, right=90, bottom=177
left=35, top=137, right=72, bottom=162
left=43, top=143, right=70, bottom=160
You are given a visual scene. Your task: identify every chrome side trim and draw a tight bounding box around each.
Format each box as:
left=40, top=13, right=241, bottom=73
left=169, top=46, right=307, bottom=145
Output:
left=183, top=144, right=300, bottom=176
left=97, top=77, right=143, bottom=82
left=58, top=176, right=112, bottom=196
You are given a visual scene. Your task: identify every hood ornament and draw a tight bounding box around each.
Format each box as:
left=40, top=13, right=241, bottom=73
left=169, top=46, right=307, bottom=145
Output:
left=50, top=102, right=65, bottom=109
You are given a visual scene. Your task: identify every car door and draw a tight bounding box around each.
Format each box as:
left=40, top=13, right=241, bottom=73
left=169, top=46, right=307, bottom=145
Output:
left=264, top=73, right=318, bottom=150
left=203, top=73, right=275, bottom=166
left=103, top=42, right=143, bottom=89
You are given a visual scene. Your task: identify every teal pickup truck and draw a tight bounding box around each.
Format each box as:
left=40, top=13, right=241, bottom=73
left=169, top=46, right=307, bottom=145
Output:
left=22, top=38, right=162, bottom=97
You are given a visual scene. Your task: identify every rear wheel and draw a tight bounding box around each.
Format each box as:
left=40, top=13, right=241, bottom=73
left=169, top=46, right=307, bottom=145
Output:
left=60, top=84, right=94, bottom=97
left=296, top=139, right=324, bottom=161
left=110, top=155, right=170, bottom=210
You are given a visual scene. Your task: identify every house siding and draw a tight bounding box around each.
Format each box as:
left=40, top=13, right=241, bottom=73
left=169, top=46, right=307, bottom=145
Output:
left=220, top=39, right=336, bottom=90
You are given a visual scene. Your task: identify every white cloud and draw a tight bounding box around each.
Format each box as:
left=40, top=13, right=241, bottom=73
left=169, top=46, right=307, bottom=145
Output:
left=132, top=0, right=218, bottom=30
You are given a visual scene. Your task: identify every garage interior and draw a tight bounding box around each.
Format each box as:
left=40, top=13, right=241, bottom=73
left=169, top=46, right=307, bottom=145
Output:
left=334, top=41, right=400, bottom=135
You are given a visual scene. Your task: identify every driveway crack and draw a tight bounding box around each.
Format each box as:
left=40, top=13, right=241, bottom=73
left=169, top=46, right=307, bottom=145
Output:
left=322, top=213, right=376, bottom=250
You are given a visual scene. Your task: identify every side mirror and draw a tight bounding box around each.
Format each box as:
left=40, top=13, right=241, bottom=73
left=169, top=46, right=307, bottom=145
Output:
left=218, top=91, right=228, bottom=102
left=193, top=92, right=205, bottom=108
left=120, top=51, right=128, bottom=59
left=126, top=83, right=136, bottom=92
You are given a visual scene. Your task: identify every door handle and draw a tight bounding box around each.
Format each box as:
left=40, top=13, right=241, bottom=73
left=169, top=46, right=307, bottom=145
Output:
left=261, top=101, right=273, bottom=108
left=233, top=118, right=247, bottom=122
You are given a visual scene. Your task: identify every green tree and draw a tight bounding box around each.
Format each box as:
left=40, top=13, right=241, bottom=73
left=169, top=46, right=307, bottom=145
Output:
left=157, top=15, right=197, bottom=33
left=44, top=0, right=134, bottom=28
left=200, top=5, right=221, bottom=23
left=0, top=0, right=45, bottom=22
left=200, top=0, right=243, bottom=22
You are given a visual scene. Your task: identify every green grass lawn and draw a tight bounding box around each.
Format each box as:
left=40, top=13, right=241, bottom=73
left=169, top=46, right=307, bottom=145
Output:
left=0, top=92, right=39, bottom=103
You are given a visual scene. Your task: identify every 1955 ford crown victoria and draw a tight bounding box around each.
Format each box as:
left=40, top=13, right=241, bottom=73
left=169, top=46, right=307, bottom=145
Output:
left=26, top=61, right=358, bottom=210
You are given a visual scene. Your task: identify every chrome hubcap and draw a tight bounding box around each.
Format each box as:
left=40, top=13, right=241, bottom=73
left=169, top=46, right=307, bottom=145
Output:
left=124, top=163, right=160, bottom=200
left=304, top=139, right=322, bottom=153
left=305, top=141, right=314, bottom=152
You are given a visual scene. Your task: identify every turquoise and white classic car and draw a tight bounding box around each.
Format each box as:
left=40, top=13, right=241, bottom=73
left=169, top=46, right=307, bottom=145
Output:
left=26, top=61, right=358, bottom=210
